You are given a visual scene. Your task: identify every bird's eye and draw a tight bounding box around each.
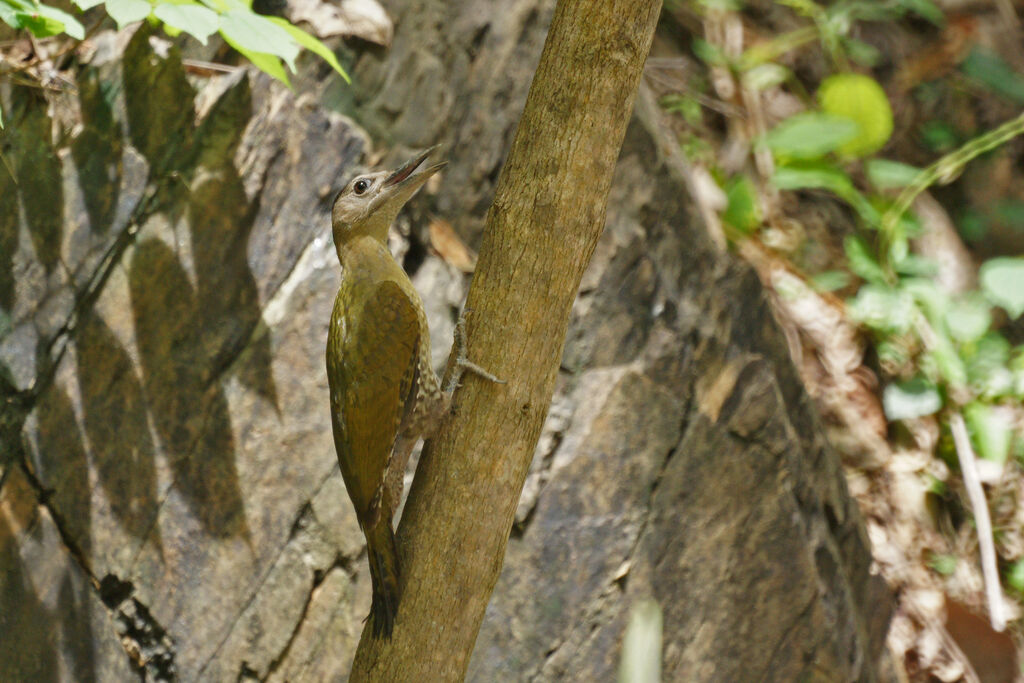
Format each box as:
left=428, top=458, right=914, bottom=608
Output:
left=353, top=179, right=370, bottom=195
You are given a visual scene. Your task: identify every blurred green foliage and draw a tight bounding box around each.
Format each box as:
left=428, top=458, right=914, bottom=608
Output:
left=0, top=0, right=348, bottom=126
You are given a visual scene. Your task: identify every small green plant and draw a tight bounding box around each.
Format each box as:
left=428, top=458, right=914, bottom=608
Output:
left=928, top=552, right=958, bottom=576
left=762, top=74, right=1024, bottom=464
left=0, top=0, right=348, bottom=126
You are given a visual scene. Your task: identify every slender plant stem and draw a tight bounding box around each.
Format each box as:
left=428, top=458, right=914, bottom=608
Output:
left=949, top=412, right=1006, bottom=632
left=882, top=111, right=1024, bottom=234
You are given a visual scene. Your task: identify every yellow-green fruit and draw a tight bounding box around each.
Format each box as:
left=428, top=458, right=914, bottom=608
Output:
left=818, top=73, right=893, bottom=158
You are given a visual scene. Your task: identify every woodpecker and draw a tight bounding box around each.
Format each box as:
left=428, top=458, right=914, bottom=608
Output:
left=327, top=148, right=498, bottom=638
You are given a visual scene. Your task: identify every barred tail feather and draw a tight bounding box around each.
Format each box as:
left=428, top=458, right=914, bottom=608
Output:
left=366, top=522, right=400, bottom=639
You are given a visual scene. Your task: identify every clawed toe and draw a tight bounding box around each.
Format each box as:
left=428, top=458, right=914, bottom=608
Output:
left=457, top=357, right=505, bottom=384
left=443, top=309, right=505, bottom=394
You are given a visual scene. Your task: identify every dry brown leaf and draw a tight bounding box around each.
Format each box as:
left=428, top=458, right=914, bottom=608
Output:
left=945, top=599, right=1018, bottom=683
left=428, top=219, right=477, bottom=273
left=287, top=0, right=394, bottom=46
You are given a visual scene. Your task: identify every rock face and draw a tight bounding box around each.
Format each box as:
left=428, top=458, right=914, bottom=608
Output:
left=1, top=3, right=891, bottom=682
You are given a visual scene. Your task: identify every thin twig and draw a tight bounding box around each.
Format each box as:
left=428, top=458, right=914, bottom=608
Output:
left=181, top=59, right=243, bottom=74
left=882, top=110, right=1024, bottom=234
left=900, top=563, right=983, bottom=683
left=937, top=625, right=982, bottom=683
left=949, top=411, right=1006, bottom=632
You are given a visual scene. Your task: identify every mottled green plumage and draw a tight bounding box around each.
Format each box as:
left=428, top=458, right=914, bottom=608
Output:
left=326, top=148, right=500, bottom=639
left=329, top=252, right=419, bottom=512
left=326, top=150, right=445, bottom=639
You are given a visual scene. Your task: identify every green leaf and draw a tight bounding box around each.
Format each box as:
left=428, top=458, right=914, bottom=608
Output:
left=722, top=175, right=760, bottom=233
left=927, top=337, right=967, bottom=388
left=1011, top=347, right=1024, bottom=398
left=843, top=235, right=887, bottom=285
left=696, top=0, right=742, bottom=10
left=105, top=0, right=151, bottom=27
left=945, top=295, right=991, bottom=343
left=1006, top=559, right=1024, bottom=595
left=928, top=553, right=957, bottom=576
left=866, top=159, right=922, bottom=190
left=773, top=161, right=853, bottom=193
left=33, top=2, right=84, bottom=38
left=960, top=48, right=1024, bottom=105
left=848, top=284, right=915, bottom=334
left=692, top=37, right=726, bottom=66
left=958, top=208, right=987, bottom=242
left=763, top=112, right=858, bottom=160
left=841, top=37, right=881, bottom=67
left=154, top=3, right=217, bottom=44
left=892, top=254, right=938, bottom=278
left=0, top=0, right=21, bottom=28
left=993, top=199, right=1024, bottom=227
left=811, top=270, right=851, bottom=292
left=826, top=0, right=900, bottom=23
left=888, top=233, right=909, bottom=266
left=221, top=33, right=290, bottom=86
left=980, top=257, right=1024, bottom=318
left=902, top=277, right=948, bottom=324
left=742, top=63, right=788, bottom=91
left=921, top=120, right=957, bottom=153
left=72, top=0, right=104, bottom=9
left=268, top=17, right=349, bottom=83
left=925, top=475, right=947, bottom=496
left=817, top=73, right=893, bottom=158
left=897, top=0, right=944, bottom=25
left=15, top=10, right=64, bottom=36
left=661, top=94, right=702, bottom=125
left=219, top=9, right=299, bottom=71
left=965, top=333, right=1013, bottom=398
left=964, top=402, right=1011, bottom=463
left=883, top=377, right=942, bottom=420
left=772, top=161, right=879, bottom=226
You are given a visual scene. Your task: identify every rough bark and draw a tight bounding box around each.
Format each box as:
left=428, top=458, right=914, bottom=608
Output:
left=349, top=0, right=661, bottom=679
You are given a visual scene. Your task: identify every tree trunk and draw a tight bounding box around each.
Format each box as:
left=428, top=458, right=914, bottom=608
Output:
left=349, top=0, right=660, bottom=679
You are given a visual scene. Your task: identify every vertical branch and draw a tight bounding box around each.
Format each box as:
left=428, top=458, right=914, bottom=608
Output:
left=349, top=0, right=662, bottom=679
left=949, top=412, right=1007, bottom=632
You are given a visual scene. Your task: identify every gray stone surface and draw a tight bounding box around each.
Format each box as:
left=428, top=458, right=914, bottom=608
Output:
left=0, top=466, right=137, bottom=681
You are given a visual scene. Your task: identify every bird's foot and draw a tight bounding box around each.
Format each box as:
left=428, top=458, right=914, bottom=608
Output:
left=443, top=309, right=505, bottom=396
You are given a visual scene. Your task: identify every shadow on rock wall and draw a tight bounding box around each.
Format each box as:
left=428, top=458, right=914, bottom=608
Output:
left=0, top=24, right=331, bottom=678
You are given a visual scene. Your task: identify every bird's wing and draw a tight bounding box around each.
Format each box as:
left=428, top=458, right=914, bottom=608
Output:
left=331, top=280, right=420, bottom=517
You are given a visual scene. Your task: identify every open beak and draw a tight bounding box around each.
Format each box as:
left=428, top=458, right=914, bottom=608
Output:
left=383, top=146, right=446, bottom=188
left=369, top=146, right=447, bottom=218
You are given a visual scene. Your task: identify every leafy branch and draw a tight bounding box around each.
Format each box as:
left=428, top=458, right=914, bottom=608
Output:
left=0, top=0, right=348, bottom=125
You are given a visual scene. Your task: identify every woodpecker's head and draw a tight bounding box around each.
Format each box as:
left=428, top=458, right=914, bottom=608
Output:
left=331, top=146, right=445, bottom=246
